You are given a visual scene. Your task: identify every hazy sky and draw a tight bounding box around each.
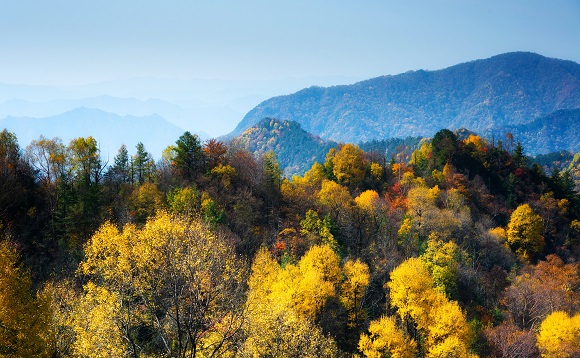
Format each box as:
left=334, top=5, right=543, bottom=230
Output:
left=1, top=0, right=579, bottom=85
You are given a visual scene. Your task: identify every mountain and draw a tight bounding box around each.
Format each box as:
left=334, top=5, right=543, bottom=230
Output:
left=504, top=109, right=580, bottom=154
left=232, top=52, right=580, bottom=152
left=230, top=118, right=336, bottom=177
left=0, top=108, right=186, bottom=159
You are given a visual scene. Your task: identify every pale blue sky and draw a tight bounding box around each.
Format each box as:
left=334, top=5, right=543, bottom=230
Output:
left=0, top=0, right=579, bottom=86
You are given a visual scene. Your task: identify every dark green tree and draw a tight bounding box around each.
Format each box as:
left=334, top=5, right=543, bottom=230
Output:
left=132, top=142, right=154, bottom=185
left=173, top=131, right=204, bottom=181
left=431, top=129, right=458, bottom=169
left=513, top=141, right=528, bottom=168
left=109, top=144, right=130, bottom=183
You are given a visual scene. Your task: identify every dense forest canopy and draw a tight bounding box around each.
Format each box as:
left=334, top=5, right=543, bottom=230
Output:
left=1, top=127, right=580, bottom=357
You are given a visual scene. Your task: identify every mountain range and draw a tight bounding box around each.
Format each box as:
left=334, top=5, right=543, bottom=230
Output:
left=231, top=52, right=580, bottom=155
left=0, top=108, right=185, bottom=159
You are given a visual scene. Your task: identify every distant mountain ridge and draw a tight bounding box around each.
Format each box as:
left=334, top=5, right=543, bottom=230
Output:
left=0, top=107, right=185, bottom=159
left=232, top=52, right=580, bottom=154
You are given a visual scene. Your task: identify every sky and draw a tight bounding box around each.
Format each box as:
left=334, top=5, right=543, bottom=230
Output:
left=1, top=0, right=579, bottom=86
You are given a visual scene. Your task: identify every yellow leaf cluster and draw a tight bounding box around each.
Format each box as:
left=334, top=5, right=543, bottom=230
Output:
left=244, top=245, right=341, bottom=356
left=381, top=257, right=476, bottom=357
left=507, top=203, right=545, bottom=260
left=537, top=311, right=580, bottom=357
left=340, top=259, right=371, bottom=327
left=359, top=316, right=417, bottom=358
left=0, top=240, right=51, bottom=357
left=78, top=212, right=246, bottom=357
left=72, top=282, right=124, bottom=358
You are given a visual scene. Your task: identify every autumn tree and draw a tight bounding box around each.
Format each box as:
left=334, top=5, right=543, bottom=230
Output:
left=242, top=246, right=340, bottom=357
left=71, top=282, right=125, bottom=357
left=300, top=209, right=339, bottom=254
left=318, top=180, right=353, bottom=248
left=484, top=319, right=538, bottom=358
left=502, top=254, right=580, bottom=330
left=332, top=144, right=367, bottom=188
left=380, top=257, right=476, bottom=357
left=421, top=236, right=464, bottom=298
left=0, top=240, right=50, bottom=357
left=340, top=259, right=371, bottom=329
left=536, top=311, right=580, bottom=357
left=359, top=315, right=417, bottom=358
left=26, top=135, right=67, bottom=185
left=506, top=203, right=544, bottom=260
left=79, top=212, right=247, bottom=357
left=203, top=138, right=227, bottom=170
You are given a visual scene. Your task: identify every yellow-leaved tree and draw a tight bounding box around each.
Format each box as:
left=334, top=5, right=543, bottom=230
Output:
left=506, top=203, right=544, bottom=260
left=360, top=257, right=476, bottom=358
left=332, top=144, right=367, bottom=188
left=536, top=311, right=580, bottom=357
left=242, top=245, right=340, bottom=357
left=77, top=211, right=247, bottom=358
left=358, top=315, right=417, bottom=358
left=340, top=259, right=371, bottom=328
left=0, top=240, right=51, bottom=357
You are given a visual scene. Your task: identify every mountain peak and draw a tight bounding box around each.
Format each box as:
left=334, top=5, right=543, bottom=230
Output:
left=231, top=52, right=580, bottom=153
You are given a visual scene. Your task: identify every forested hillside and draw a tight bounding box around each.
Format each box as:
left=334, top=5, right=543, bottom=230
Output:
left=231, top=118, right=423, bottom=176
left=230, top=118, right=336, bottom=176
left=232, top=52, right=580, bottom=154
left=1, top=128, right=580, bottom=357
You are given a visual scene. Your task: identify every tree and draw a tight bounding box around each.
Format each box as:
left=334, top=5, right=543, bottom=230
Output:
left=385, top=258, right=475, bottom=357
left=261, top=151, right=283, bottom=227
left=0, top=240, right=50, bottom=357
left=536, top=311, right=580, bottom=357
left=421, top=237, right=461, bottom=298
left=242, top=246, right=340, bottom=357
left=340, top=259, right=370, bottom=328
left=431, top=129, right=458, bottom=169
left=317, top=180, right=353, bottom=240
left=502, top=255, right=580, bottom=330
left=358, top=316, right=417, bottom=358
left=69, top=136, right=102, bottom=186
left=26, top=135, right=67, bottom=185
left=71, top=282, right=125, bottom=358
left=132, top=142, right=154, bottom=185
left=332, top=144, right=367, bottom=188
left=506, top=204, right=544, bottom=260
left=388, top=257, right=441, bottom=329
left=0, top=130, right=38, bottom=242
left=513, top=141, right=527, bottom=168
left=484, top=319, right=538, bottom=358
left=203, top=138, right=227, bottom=170
left=79, top=212, right=247, bottom=357
left=109, top=144, right=130, bottom=183
left=173, top=131, right=204, bottom=181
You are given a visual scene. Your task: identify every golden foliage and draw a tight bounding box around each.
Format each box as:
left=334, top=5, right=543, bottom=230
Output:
left=340, top=259, right=371, bottom=327
left=0, top=240, right=51, bottom=357
left=507, top=203, right=545, bottom=260
left=79, top=212, right=246, bottom=357
left=359, top=316, right=417, bottom=358
left=332, top=144, right=367, bottom=187
left=384, top=257, right=476, bottom=357
left=537, top=311, right=580, bottom=357
left=71, top=282, right=124, bottom=358
left=243, top=245, right=340, bottom=356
